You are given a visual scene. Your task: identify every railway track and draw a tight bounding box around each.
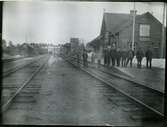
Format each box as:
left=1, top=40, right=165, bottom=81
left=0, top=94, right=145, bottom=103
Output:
left=3, top=55, right=46, bottom=77
left=91, top=63, right=164, bottom=93
left=2, top=55, right=50, bottom=112
left=61, top=55, right=164, bottom=120
left=2, top=57, right=24, bottom=63
left=87, top=63, right=164, bottom=115
left=62, top=55, right=164, bottom=93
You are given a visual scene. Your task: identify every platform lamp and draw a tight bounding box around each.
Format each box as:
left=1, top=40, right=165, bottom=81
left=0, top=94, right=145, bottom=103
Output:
left=131, top=2, right=137, bottom=51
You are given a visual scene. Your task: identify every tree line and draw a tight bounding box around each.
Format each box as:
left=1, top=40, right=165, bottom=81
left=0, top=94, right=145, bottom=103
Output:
left=2, top=40, right=50, bottom=57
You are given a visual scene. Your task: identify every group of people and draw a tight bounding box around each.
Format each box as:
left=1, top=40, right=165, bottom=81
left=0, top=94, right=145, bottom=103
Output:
left=103, top=47, right=135, bottom=68
left=75, top=47, right=153, bottom=69
left=101, top=47, right=153, bottom=69
left=135, top=47, right=153, bottom=68
left=75, top=49, right=88, bottom=67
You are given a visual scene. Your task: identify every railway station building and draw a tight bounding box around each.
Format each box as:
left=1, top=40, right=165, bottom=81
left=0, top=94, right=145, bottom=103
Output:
left=87, top=11, right=166, bottom=58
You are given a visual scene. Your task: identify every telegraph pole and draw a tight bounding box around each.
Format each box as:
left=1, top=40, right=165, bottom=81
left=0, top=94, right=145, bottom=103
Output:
left=161, top=3, right=166, bottom=58
left=103, top=8, right=107, bottom=49
left=132, top=2, right=136, bottom=51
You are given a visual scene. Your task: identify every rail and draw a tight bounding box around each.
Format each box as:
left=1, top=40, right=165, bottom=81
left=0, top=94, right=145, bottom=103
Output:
left=2, top=56, right=49, bottom=112
left=61, top=54, right=164, bottom=118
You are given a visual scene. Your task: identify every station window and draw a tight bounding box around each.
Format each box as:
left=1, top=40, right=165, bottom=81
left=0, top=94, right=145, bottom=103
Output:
left=139, top=24, right=150, bottom=37
left=139, top=24, right=150, bottom=41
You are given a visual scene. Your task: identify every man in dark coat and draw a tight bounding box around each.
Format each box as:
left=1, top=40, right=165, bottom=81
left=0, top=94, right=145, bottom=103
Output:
left=83, top=50, right=88, bottom=67
left=110, top=47, right=116, bottom=66
left=136, top=48, right=144, bottom=68
left=106, top=47, right=111, bottom=67
left=121, top=50, right=127, bottom=67
left=145, top=47, right=153, bottom=68
left=103, top=47, right=107, bottom=66
left=91, top=51, right=95, bottom=64
left=126, top=49, right=134, bottom=67
left=116, top=48, right=121, bottom=67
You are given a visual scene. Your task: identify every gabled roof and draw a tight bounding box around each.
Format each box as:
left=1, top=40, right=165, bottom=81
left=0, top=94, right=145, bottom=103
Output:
left=103, top=12, right=137, bottom=33
left=116, top=12, right=165, bottom=33
left=139, top=12, right=164, bottom=26
left=89, top=11, right=164, bottom=47
left=88, top=35, right=103, bottom=47
left=114, top=13, right=142, bottom=33
left=103, top=12, right=163, bottom=34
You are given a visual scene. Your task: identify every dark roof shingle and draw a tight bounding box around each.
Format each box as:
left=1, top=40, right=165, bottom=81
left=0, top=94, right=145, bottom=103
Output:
left=103, top=12, right=140, bottom=33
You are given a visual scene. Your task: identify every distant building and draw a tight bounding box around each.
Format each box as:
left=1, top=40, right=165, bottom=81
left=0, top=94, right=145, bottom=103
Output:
left=88, top=11, right=166, bottom=58
left=70, top=38, right=79, bottom=52
left=61, top=43, right=71, bottom=55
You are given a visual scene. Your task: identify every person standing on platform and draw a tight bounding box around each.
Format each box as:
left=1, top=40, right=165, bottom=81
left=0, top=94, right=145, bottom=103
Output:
left=110, top=47, right=116, bottom=66
left=136, top=48, right=144, bottom=68
left=116, top=48, right=121, bottom=67
left=126, top=49, right=134, bottom=67
left=120, top=50, right=123, bottom=66
left=121, top=50, right=127, bottom=67
left=83, top=50, right=88, bottom=67
left=106, top=47, right=111, bottom=67
left=103, top=47, right=107, bottom=66
left=82, top=50, right=85, bottom=66
left=91, top=51, right=95, bottom=64
left=145, top=47, right=153, bottom=69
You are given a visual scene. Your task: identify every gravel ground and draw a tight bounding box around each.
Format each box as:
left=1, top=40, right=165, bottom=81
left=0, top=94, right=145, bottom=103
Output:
left=2, top=55, right=163, bottom=126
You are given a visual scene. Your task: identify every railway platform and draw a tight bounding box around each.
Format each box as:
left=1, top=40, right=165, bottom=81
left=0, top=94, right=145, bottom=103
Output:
left=87, top=57, right=165, bottom=93
left=115, top=66, right=165, bottom=93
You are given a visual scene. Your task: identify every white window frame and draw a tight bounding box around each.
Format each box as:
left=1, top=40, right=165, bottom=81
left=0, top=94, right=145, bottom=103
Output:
left=139, top=24, right=150, bottom=37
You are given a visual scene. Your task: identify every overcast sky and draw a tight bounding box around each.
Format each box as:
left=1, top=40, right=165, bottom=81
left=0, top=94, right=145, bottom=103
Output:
left=2, top=1, right=166, bottom=45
